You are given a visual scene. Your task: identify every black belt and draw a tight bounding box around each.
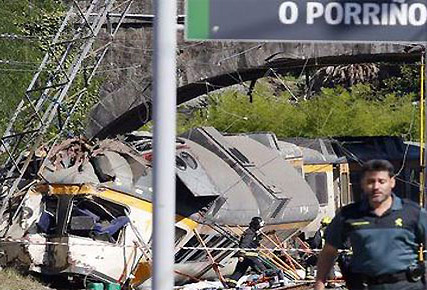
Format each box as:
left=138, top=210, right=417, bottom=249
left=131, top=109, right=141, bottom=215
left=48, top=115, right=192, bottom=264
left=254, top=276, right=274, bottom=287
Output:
left=349, top=270, right=408, bottom=285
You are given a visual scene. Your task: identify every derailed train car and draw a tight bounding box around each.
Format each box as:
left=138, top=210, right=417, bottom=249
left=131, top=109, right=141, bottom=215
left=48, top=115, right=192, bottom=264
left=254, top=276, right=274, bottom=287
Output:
left=283, top=137, right=351, bottom=236
left=0, top=127, right=319, bottom=288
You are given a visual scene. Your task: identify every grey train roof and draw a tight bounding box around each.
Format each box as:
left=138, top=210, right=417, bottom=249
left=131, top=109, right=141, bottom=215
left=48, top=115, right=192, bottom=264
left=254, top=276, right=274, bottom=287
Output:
left=276, top=141, right=303, bottom=160
left=332, top=136, right=419, bottom=163
left=41, top=127, right=319, bottom=226
left=181, top=128, right=319, bottom=225
left=283, top=137, right=345, bottom=164
left=224, top=132, right=303, bottom=160
left=299, top=147, right=328, bottom=164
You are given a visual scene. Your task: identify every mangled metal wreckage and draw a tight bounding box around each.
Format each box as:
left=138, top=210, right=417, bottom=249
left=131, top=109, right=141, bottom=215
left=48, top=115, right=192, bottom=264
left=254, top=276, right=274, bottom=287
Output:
left=0, top=127, right=319, bottom=287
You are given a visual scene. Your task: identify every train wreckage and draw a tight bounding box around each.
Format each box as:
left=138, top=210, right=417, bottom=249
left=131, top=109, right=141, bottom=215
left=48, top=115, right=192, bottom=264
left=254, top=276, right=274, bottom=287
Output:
left=0, top=127, right=320, bottom=288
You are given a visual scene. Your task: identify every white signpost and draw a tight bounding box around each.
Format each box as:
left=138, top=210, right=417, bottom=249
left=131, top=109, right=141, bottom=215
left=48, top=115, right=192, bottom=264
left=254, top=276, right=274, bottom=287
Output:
left=152, top=0, right=177, bottom=289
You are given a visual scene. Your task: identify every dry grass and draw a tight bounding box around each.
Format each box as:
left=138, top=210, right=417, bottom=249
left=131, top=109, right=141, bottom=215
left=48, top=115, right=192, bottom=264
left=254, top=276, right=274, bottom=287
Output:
left=0, top=268, right=52, bottom=290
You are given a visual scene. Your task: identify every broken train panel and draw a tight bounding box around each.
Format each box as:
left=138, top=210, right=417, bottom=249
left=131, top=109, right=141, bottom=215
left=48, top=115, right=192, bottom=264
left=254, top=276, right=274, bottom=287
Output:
left=0, top=184, right=148, bottom=283
left=0, top=127, right=319, bottom=286
left=180, top=127, right=319, bottom=228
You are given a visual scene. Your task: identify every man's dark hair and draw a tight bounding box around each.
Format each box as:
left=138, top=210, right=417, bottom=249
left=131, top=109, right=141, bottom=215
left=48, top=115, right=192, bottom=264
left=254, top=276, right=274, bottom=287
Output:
left=249, top=217, right=263, bottom=230
left=362, top=159, right=395, bottom=177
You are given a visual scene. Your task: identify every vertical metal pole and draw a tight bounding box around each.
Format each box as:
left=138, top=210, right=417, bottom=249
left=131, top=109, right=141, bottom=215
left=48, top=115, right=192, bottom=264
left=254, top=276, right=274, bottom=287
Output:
left=152, top=0, right=177, bottom=288
left=424, top=48, right=427, bottom=208
left=420, top=52, right=425, bottom=207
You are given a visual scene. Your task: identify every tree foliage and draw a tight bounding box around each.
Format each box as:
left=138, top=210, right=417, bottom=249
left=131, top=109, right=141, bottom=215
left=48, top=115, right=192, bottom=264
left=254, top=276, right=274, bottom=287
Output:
left=0, top=1, right=64, bottom=132
left=178, top=74, right=420, bottom=140
left=0, top=1, right=101, bottom=137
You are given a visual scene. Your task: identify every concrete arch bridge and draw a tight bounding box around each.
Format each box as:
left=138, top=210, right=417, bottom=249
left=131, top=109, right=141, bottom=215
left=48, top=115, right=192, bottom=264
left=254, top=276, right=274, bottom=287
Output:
left=86, top=37, right=423, bottom=139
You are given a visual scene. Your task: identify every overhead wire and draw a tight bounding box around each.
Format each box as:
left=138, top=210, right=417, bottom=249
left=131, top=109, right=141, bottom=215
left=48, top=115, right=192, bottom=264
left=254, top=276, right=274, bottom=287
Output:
left=0, top=62, right=147, bottom=73
left=332, top=139, right=422, bottom=189
left=394, top=103, right=417, bottom=178
left=109, top=40, right=205, bottom=52
left=175, top=60, right=424, bottom=104
left=94, top=64, right=144, bottom=74
left=2, top=48, right=423, bottom=75
left=0, top=33, right=51, bottom=41
left=0, top=59, right=40, bottom=67
left=269, top=68, right=299, bottom=102
left=0, top=68, right=39, bottom=72
left=216, top=44, right=265, bottom=66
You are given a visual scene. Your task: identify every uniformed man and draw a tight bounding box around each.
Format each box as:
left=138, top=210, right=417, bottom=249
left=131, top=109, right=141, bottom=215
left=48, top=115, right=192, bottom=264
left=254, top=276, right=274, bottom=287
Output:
left=225, top=217, right=267, bottom=288
left=314, top=159, right=427, bottom=290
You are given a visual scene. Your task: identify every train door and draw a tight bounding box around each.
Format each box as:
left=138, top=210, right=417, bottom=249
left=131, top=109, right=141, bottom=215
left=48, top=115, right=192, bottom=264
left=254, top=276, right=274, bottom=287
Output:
left=303, top=163, right=335, bottom=235
left=338, top=163, right=352, bottom=207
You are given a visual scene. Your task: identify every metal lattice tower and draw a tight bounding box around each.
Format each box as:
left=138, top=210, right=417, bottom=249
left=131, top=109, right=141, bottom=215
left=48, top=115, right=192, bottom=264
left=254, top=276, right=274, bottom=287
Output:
left=0, top=0, right=135, bottom=218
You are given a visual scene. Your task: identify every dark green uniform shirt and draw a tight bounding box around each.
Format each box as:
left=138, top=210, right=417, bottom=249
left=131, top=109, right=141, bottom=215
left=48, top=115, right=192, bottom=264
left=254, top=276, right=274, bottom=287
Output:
left=325, top=193, right=427, bottom=276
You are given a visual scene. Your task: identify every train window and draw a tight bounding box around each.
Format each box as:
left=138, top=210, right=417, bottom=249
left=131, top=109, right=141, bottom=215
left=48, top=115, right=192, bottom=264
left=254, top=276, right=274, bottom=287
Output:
left=176, top=156, right=187, bottom=171
left=191, top=235, right=223, bottom=262
left=180, top=152, right=198, bottom=170
left=305, top=172, right=328, bottom=205
left=36, top=196, right=59, bottom=234
left=66, top=197, right=129, bottom=244
left=211, top=239, right=235, bottom=260
left=175, top=234, right=213, bottom=263
left=175, top=227, right=187, bottom=245
left=174, top=234, right=225, bottom=263
left=350, top=172, right=363, bottom=202
left=175, top=235, right=200, bottom=263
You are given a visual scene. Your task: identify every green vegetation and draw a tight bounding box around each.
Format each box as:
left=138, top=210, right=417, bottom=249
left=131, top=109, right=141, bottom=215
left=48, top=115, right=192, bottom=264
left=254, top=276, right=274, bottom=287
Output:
left=0, top=1, right=63, bottom=133
left=0, top=1, right=101, bottom=137
left=0, top=267, right=51, bottom=290
left=178, top=67, right=420, bottom=140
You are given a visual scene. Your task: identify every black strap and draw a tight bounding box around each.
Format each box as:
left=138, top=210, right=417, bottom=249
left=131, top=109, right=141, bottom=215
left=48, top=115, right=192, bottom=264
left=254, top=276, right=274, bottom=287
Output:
left=367, top=271, right=407, bottom=284
left=348, top=271, right=407, bottom=285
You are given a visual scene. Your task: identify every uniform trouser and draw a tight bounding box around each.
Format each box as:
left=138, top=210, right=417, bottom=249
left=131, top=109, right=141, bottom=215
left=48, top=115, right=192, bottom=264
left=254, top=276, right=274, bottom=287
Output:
left=348, top=280, right=425, bottom=290
left=228, top=256, right=267, bottom=282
